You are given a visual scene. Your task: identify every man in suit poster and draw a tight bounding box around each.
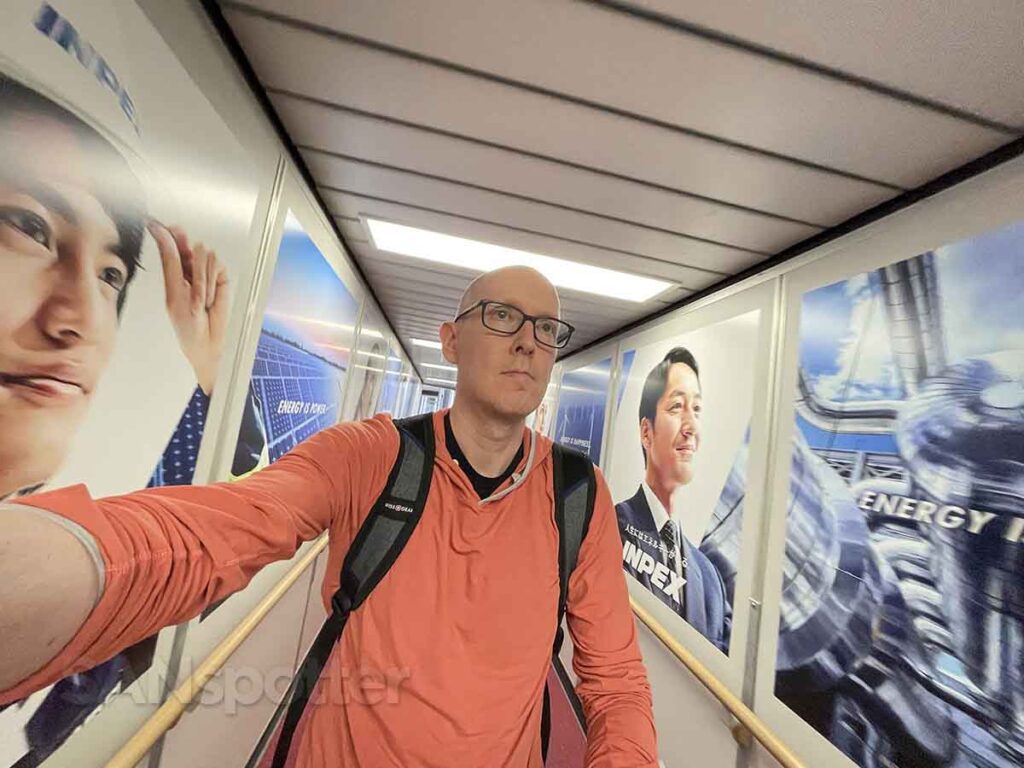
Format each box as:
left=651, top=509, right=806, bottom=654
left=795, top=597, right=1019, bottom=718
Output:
left=609, top=311, right=760, bottom=655
left=615, top=347, right=732, bottom=651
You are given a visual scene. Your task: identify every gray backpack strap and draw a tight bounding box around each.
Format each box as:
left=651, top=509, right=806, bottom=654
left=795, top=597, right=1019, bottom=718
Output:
left=542, top=442, right=597, bottom=760
left=269, top=414, right=434, bottom=768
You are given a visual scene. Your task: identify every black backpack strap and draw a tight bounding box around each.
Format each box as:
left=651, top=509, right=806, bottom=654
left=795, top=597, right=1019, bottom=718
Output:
left=270, top=414, right=435, bottom=767
left=541, top=442, right=597, bottom=761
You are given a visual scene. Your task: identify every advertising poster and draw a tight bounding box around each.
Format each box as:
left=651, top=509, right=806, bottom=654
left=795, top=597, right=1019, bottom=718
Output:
left=531, top=381, right=558, bottom=436
left=394, top=365, right=419, bottom=418
left=607, top=312, right=761, bottom=654
left=342, top=305, right=387, bottom=423
left=375, top=348, right=403, bottom=415
left=553, top=357, right=612, bottom=464
left=0, top=1, right=260, bottom=764
left=230, top=212, right=358, bottom=477
left=773, top=222, right=1024, bottom=768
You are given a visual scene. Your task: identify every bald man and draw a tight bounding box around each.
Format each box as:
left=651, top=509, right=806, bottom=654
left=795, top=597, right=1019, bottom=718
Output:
left=0, top=267, right=658, bottom=766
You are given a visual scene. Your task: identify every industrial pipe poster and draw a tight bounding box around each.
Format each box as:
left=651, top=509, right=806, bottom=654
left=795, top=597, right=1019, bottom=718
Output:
left=230, top=212, right=358, bottom=478
left=775, top=221, right=1024, bottom=767
left=0, top=1, right=261, bottom=764
left=607, top=311, right=761, bottom=654
left=553, top=357, right=612, bottom=464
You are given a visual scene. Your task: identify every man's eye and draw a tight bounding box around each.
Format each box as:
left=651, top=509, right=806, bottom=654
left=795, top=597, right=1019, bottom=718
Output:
left=100, top=265, right=127, bottom=292
left=0, top=207, right=53, bottom=249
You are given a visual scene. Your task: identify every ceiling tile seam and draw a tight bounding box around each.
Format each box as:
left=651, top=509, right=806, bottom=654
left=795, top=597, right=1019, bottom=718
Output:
left=320, top=183, right=769, bottom=268
left=587, top=0, right=1024, bottom=135
left=333, top=190, right=743, bottom=278
left=297, top=142, right=826, bottom=229
left=223, top=1, right=908, bottom=188
left=274, top=91, right=854, bottom=225
left=201, top=0, right=425, bottom=382
left=346, top=210, right=734, bottom=282
left=342, top=208, right=730, bottom=277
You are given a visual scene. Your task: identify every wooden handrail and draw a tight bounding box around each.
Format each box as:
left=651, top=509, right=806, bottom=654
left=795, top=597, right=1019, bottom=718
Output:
left=106, top=536, right=329, bottom=768
left=630, top=597, right=806, bottom=768
left=106, top=542, right=801, bottom=767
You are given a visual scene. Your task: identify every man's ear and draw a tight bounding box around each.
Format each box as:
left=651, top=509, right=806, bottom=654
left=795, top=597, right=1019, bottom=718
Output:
left=439, top=321, right=458, bottom=364
left=639, top=417, right=653, bottom=454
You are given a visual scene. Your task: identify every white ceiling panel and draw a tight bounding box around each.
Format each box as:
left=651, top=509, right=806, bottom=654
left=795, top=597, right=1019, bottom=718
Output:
left=326, top=191, right=757, bottom=280
left=336, top=210, right=715, bottom=289
left=216, top=0, right=1022, bottom=372
left=618, top=0, right=1024, bottom=129
left=359, top=254, right=653, bottom=323
left=267, top=84, right=894, bottom=227
left=227, top=1, right=1014, bottom=185
left=317, top=171, right=767, bottom=276
left=302, top=149, right=816, bottom=254
left=274, top=92, right=823, bottom=245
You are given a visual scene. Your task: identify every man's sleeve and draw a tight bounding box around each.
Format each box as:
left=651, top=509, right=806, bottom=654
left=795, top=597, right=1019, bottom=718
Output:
left=566, top=468, right=659, bottom=767
left=0, top=415, right=398, bottom=706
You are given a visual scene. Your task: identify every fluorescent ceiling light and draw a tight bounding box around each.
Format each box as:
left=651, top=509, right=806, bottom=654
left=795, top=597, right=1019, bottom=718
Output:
left=422, top=362, right=457, bottom=372
left=367, top=219, right=673, bottom=303
left=412, top=338, right=443, bottom=350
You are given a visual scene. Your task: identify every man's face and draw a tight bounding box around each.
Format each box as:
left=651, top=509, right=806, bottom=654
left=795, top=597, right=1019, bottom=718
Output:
left=0, top=114, right=127, bottom=495
left=641, top=362, right=702, bottom=491
left=441, top=270, right=560, bottom=421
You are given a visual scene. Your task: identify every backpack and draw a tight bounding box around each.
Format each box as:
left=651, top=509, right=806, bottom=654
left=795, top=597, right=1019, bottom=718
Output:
left=267, top=413, right=597, bottom=767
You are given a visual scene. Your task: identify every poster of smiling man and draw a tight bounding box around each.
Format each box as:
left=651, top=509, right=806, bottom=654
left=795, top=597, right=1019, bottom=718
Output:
left=607, top=311, right=761, bottom=654
left=0, top=0, right=261, bottom=763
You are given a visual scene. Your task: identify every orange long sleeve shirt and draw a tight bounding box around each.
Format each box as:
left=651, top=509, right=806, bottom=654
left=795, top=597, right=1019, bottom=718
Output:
left=1, top=410, right=658, bottom=767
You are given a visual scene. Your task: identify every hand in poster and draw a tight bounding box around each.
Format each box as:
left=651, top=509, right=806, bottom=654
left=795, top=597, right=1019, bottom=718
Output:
left=149, top=222, right=231, bottom=395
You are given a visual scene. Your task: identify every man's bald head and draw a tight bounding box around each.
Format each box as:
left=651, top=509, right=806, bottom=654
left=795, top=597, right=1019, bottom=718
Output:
left=456, top=266, right=560, bottom=317
left=440, top=266, right=563, bottom=424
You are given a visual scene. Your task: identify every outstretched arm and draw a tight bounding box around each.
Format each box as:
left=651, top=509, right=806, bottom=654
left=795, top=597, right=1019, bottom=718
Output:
left=0, top=416, right=398, bottom=705
left=567, top=469, right=659, bottom=767
left=0, top=504, right=101, bottom=693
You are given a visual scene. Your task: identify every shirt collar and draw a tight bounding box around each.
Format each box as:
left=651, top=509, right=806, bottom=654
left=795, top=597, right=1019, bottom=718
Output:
left=642, top=480, right=671, bottom=534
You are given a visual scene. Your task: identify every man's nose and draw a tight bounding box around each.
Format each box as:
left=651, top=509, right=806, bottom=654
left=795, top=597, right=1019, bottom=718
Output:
left=39, top=256, right=101, bottom=346
left=512, top=318, right=537, bottom=354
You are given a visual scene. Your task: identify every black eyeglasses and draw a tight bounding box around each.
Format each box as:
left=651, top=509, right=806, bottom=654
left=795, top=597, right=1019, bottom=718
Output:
left=453, top=300, right=575, bottom=349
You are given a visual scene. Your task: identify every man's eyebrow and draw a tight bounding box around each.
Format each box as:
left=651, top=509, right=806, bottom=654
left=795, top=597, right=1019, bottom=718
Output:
left=22, top=181, right=79, bottom=225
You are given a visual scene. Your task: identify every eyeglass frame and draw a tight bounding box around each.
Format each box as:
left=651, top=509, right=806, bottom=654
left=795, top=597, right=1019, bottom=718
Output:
left=452, top=299, right=576, bottom=349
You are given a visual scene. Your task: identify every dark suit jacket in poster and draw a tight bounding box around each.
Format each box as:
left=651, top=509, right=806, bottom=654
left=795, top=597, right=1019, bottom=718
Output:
left=616, top=486, right=732, bottom=652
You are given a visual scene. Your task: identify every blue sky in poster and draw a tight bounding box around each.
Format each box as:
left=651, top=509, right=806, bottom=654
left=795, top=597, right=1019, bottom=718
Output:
left=261, top=228, right=360, bottom=369
left=799, top=220, right=1024, bottom=406
left=242, top=222, right=360, bottom=463
left=555, top=358, right=612, bottom=462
